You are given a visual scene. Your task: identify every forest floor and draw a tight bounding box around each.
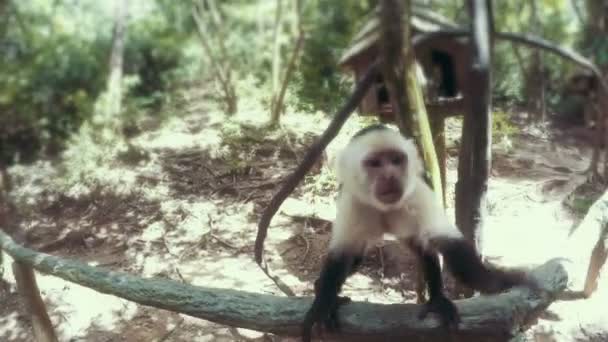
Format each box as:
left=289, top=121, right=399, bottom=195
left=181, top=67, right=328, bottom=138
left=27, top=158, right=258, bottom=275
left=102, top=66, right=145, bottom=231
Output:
left=1, top=102, right=607, bottom=342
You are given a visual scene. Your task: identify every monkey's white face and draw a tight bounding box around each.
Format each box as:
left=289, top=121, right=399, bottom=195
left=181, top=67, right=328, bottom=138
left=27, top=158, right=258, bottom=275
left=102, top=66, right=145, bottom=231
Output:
left=336, top=129, right=421, bottom=212
left=362, top=148, right=407, bottom=206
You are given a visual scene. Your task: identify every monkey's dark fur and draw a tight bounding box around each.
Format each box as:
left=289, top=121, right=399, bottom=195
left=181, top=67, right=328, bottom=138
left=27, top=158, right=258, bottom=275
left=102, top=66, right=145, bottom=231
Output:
left=301, top=125, right=536, bottom=341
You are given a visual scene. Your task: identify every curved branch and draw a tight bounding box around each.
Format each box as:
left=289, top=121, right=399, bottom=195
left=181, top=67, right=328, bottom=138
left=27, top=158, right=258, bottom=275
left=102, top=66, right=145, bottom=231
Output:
left=494, top=31, right=602, bottom=81
left=413, top=28, right=605, bottom=89
left=254, top=60, right=381, bottom=265
left=414, top=27, right=608, bottom=177
left=1, top=230, right=567, bottom=341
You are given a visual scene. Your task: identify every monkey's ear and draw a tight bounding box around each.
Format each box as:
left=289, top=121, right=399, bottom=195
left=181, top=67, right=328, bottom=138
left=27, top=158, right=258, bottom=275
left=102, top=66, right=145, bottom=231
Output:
left=334, top=147, right=354, bottom=182
left=403, top=138, right=415, bottom=147
left=327, top=151, right=339, bottom=176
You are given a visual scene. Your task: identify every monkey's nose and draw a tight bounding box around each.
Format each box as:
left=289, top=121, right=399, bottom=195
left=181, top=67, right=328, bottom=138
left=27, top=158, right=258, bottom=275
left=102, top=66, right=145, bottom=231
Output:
left=376, top=179, right=403, bottom=204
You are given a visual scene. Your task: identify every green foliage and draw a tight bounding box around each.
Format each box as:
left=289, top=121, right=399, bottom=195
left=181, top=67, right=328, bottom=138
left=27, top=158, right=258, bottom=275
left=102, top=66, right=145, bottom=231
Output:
left=0, top=31, right=108, bottom=164
left=492, top=109, right=518, bottom=140
left=0, top=1, right=194, bottom=165
left=293, top=0, right=374, bottom=114
left=492, top=44, right=525, bottom=103
left=58, top=122, right=128, bottom=189
left=423, top=0, right=468, bottom=25
left=0, top=0, right=594, bottom=170
left=491, top=1, right=578, bottom=106
left=218, top=121, right=269, bottom=169
left=124, top=4, right=193, bottom=106
left=579, top=31, right=608, bottom=66
left=220, top=1, right=276, bottom=82
left=304, top=167, right=337, bottom=197
left=592, top=39, right=608, bottom=65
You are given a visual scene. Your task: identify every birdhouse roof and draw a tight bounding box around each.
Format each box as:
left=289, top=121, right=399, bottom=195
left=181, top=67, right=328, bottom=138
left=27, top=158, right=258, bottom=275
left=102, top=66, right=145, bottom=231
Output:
left=338, top=6, right=458, bottom=67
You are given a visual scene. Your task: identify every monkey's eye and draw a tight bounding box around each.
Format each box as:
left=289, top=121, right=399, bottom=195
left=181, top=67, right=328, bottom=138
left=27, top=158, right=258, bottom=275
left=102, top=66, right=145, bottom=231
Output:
left=390, top=154, right=404, bottom=165
left=364, top=158, right=382, bottom=168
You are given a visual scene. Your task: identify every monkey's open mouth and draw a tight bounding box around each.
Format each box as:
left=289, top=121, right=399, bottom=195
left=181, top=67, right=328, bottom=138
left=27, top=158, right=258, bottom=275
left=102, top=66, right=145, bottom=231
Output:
left=377, top=188, right=402, bottom=204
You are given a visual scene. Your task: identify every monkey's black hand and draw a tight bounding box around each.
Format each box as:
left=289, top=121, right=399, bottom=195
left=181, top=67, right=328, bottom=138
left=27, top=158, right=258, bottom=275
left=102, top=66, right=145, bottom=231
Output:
left=418, top=294, right=460, bottom=328
left=301, top=296, right=351, bottom=342
left=326, top=295, right=351, bottom=331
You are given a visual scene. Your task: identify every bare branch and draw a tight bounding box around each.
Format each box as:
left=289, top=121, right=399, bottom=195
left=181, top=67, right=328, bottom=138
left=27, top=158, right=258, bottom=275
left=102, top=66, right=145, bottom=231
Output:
left=254, top=60, right=381, bottom=265
left=191, top=0, right=237, bottom=114
left=413, top=28, right=603, bottom=85
left=494, top=31, right=603, bottom=81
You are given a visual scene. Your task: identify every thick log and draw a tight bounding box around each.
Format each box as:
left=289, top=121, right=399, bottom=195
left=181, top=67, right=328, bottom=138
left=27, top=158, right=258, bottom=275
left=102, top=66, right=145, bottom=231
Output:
left=0, top=230, right=566, bottom=341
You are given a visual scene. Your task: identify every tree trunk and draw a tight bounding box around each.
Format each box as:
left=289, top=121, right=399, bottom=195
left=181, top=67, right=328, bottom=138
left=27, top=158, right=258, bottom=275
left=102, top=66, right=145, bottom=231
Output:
left=582, top=0, right=608, bottom=178
left=528, top=0, right=546, bottom=121
left=270, top=0, right=304, bottom=126
left=192, top=1, right=238, bottom=115
left=0, top=165, right=7, bottom=284
left=207, top=0, right=238, bottom=115
left=378, top=0, right=413, bottom=134
left=269, top=0, right=283, bottom=124
left=271, top=32, right=304, bottom=126
left=0, top=160, right=15, bottom=290
left=0, top=0, right=9, bottom=39
left=586, top=103, right=604, bottom=177
left=454, top=0, right=493, bottom=298
left=105, top=0, right=128, bottom=119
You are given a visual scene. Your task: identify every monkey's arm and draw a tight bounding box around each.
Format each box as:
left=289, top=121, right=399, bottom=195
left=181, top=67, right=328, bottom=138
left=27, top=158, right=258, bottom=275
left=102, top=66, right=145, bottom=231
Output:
left=413, top=183, right=536, bottom=294
left=432, top=237, right=537, bottom=294
left=302, top=251, right=362, bottom=342
left=407, top=239, right=460, bottom=327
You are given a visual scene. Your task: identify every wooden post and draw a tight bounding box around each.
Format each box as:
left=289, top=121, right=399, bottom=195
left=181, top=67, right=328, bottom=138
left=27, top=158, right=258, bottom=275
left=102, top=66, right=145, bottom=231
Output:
left=454, top=0, right=493, bottom=297
left=13, top=261, right=58, bottom=342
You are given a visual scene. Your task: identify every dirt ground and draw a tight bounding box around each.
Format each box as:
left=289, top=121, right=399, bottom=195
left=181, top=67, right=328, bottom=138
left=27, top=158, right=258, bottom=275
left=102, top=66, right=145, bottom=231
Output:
left=0, top=107, right=607, bottom=342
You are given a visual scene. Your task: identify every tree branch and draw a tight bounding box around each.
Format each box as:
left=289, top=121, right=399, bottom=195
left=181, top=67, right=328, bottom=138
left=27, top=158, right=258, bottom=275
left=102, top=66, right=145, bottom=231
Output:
left=416, top=29, right=608, bottom=164
left=254, top=60, right=381, bottom=265
left=494, top=31, right=602, bottom=80
left=414, top=28, right=604, bottom=87
left=270, top=0, right=305, bottom=126
left=0, top=229, right=567, bottom=341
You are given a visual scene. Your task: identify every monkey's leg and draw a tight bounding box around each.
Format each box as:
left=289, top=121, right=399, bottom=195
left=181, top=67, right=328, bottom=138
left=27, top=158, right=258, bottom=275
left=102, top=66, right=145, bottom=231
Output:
left=432, top=237, right=537, bottom=294
left=407, top=239, right=460, bottom=328
left=302, top=251, right=362, bottom=342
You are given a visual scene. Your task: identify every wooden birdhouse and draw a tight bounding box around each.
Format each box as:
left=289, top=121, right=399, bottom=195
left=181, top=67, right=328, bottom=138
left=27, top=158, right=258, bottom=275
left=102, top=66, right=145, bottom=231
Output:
left=338, top=11, right=472, bottom=122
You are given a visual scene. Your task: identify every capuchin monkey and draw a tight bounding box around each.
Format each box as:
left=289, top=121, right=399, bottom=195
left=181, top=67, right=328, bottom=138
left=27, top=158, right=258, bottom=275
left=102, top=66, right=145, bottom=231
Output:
left=301, top=124, right=537, bottom=341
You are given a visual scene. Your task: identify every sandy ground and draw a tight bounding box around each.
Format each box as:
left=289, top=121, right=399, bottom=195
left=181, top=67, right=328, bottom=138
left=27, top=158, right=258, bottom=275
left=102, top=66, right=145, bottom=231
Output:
left=0, top=108, right=606, bottom=342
